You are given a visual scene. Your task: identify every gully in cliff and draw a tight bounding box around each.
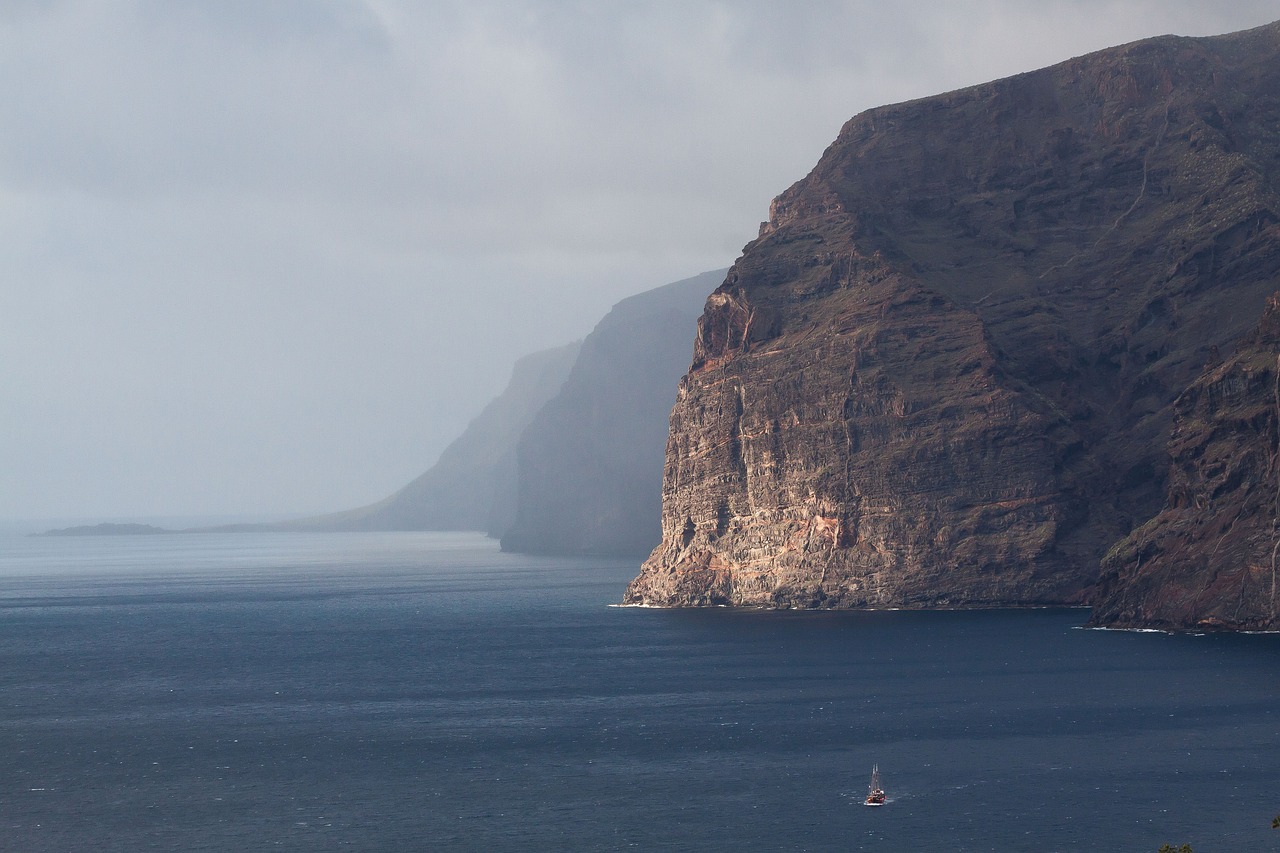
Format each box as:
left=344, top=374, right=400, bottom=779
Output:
left=864, top=765, right=886, bottom=806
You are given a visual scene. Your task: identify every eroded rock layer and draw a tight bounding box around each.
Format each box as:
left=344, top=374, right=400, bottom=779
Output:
left=625, top=22, right=1280, bottom=610
left=1088, top=294, right=1280, bottom=631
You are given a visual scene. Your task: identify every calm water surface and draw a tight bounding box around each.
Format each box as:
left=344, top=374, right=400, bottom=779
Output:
left=0, top=531, right=1275, bottom=851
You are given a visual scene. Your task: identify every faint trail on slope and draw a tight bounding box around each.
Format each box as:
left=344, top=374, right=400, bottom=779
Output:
left=1038, top=96, right=1173, bottom=281
left=1098, top=97, right=1173, bottom=241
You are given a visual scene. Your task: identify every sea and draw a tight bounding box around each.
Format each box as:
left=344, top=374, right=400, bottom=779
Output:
left=0, top=530, right=1275, bottom=852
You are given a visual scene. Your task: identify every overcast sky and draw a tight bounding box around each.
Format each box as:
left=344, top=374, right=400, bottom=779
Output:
left=1, top=1, right=1275, bottom=522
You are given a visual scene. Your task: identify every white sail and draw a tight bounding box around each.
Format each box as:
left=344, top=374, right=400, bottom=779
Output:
left=864, top=764, right=885, bottom=806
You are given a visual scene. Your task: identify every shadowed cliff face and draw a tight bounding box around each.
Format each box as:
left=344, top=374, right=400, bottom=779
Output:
left=1088, top=294, right=1280, bottom=632
left=501, top=270, right=723, bottom=557
left=626, top=22, right=1280, bottom=611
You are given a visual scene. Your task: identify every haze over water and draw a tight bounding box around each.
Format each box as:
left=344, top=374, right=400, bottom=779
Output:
left=0, top=531, right=1274, bottom=851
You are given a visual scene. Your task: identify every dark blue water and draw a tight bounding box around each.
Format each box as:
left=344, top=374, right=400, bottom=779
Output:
left=0, top=532, right=1275, bottom=851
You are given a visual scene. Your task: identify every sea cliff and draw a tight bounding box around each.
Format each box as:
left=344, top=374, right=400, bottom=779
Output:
left=625, top=21, right=1280, bottom=623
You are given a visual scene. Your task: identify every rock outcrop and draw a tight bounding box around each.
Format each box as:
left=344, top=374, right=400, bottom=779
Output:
left=1088, top=294, right=1280, bottom=631
left=501, top=270, right=723, bottom=556
left=625, top=22, right=1280, bottom=613
left=285, top=342, right=580, bottom=533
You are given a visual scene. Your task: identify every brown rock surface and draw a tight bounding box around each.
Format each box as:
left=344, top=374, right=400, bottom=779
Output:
left=1088, top=294, right=1280, bottom=631
left=625, top=22, right=1280, bottom=612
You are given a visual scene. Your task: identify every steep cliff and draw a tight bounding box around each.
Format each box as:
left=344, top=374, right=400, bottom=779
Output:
left=1088, top=294, right=1280, bottom=631
left=626, top=22, right=1280, bottom=609
left=501, top=270, right=723, bottom=556
left=285, top=342, right=580, bottom=533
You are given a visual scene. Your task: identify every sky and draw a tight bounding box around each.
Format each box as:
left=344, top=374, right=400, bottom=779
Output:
left=2, top=1, right=1276, bottom=522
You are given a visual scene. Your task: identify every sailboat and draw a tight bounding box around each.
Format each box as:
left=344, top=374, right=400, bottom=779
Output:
left=864, top=765, right=886, bottom=806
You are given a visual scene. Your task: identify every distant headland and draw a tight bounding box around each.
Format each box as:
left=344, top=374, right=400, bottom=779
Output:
left=37, top=522, right=173, bottom=537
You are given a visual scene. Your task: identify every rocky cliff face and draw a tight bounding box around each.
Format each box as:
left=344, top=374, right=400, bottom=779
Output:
left=1088, top=294, right=1280, bottom=631
left=501, top=270, right=722, bottom=556
left=626, top=22, right=1280, bottom=611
